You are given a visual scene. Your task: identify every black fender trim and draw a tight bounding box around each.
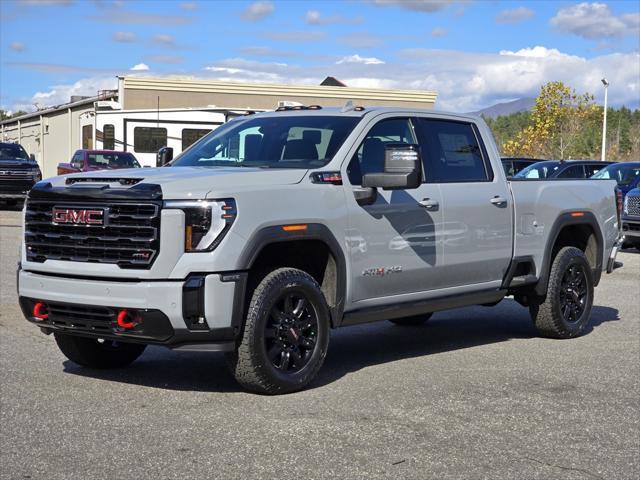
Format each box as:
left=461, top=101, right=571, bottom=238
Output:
left=237, top=223, right=347, bottom=327
left=534, top=211, right=604, bottom=296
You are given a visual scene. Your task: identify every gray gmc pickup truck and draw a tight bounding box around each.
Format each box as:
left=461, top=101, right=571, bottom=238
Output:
left=17, top=106, right=623, bottom=394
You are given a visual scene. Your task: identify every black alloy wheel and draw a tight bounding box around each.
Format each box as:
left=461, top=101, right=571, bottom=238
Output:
left=265, top=291, right=319, bottom=373
left=227, top=268, right=331, bottom=394
left=558, top=264, right=588, bottom=323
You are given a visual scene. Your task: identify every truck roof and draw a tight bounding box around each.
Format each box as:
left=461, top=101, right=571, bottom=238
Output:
left=252, top=106, right=482, bottom=123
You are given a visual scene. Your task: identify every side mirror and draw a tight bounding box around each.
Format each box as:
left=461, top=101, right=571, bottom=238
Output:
left=157, top=147, right=173, bottom=166
left=362, top=144, right=422, bottom=190
left=29, top=153, right=36, bottom=162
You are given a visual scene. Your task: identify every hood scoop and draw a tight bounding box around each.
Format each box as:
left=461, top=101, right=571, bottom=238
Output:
left=65, top=177, right=143, bottom=186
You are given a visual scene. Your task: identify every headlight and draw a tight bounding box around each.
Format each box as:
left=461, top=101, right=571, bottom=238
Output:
left=164, top=199, right=236, bottom=252
left=28, top=168, right=41, bottom=181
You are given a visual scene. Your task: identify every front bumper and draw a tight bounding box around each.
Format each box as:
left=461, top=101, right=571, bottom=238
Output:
left=0, top=179, right=36, bottom=198
left=18, top=269, right=246, bottom=351
left=621, top=217, right=640, bottom=239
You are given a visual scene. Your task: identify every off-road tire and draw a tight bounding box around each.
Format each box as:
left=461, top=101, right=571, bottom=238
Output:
left=54, top=334, right=146, bottom=368
left=389, top=313, right=433, bottom=326
left=529, top=246, right=594, bottom=339
left=227, top=268, right=331, bottom=395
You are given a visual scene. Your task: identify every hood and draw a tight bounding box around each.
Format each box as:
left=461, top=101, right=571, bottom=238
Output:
left=0, top=158, right=39, bottom=169
left=45, top=166, right=308, bottom=199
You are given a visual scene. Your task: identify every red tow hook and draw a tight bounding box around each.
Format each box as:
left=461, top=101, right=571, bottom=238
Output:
left=117, top=309, right=136, bottom=329
left=33, top=302, right=49, bottom=320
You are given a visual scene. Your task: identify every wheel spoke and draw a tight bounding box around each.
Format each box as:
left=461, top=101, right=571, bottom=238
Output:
left=278, top=351, right=290, bottom=370
left=300, top=336, right=316, bottom=350
left=293, top=298, right=307, bottom=318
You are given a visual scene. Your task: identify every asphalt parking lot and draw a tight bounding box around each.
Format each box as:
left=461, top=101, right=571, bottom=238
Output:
left=0, top=206, right=638, bottom=480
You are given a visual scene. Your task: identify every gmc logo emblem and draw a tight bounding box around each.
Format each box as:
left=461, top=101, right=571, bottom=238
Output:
left=52, top=207, right=105, bottom=226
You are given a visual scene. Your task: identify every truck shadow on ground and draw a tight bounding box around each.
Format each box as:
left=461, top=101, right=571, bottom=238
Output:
left=62, top=300, right=620, bottom=393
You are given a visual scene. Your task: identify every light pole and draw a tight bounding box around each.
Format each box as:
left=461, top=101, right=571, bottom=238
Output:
left=601, top=78, right=609, bottom=161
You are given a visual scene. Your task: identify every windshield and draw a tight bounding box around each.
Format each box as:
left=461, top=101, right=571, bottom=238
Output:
left=592, top=163, right=640, bottom=186
left=0, top=143, right=29, bottom=161
left=170, top=115, right=361, bottom=169
left=88, top=152, right=141, bottom=169
left=514, top=161, right=560, bottom=179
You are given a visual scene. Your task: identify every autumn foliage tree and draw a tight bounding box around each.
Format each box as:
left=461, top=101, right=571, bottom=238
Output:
left=502, top=81, right=601, bottom=159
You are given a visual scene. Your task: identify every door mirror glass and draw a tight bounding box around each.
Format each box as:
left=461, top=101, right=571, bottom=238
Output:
left=29, top=153, right=36, bottom=162
left=156, top=146, right=173, bottom=166
left=362, top=144, right=422, bottom=190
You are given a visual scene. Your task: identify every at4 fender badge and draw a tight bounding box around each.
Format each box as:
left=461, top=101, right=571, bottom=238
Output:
left=362, top=266, right=403, bottom=277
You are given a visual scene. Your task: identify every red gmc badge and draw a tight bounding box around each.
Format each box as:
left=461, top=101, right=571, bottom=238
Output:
left=52, top=207, right=106, bottom=226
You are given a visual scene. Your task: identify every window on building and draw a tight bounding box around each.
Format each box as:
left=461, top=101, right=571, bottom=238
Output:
left=182, top=128, right=211, bottom=150
left=134, top=127, right=167, bottom=153
left=82, top=125, right=93, bottom=149
left=417, top=119, right=491, bottom=183
left=103, top=124, right=115, bottom=150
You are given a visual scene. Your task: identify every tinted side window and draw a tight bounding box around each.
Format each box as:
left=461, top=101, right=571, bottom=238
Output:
left=347, top=118, right=415, bottom=185
left=103, top=124, right=115, bottom=150
left=557, top=165, right=585, bottom=178
left=134, top=127, right=167, bottom=153
left=584, top=164, right=604, bottom=177
left=417, top=119, right=491, bottom=182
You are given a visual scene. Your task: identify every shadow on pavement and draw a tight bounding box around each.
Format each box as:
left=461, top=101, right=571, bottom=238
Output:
left=62, top=300, right=620, bottom=393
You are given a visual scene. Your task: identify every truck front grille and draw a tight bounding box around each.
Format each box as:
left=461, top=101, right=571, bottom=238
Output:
left=0, top=171, right=33, bottom=180
left=625, top=195, right=640, bottom=217
left=25, top=200, right=161, bottom=269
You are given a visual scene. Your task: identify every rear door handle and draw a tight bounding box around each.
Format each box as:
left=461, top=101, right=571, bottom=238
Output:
left=490, top=196, right=508, bottom=207
left=419, top=198, right=439, bottom=211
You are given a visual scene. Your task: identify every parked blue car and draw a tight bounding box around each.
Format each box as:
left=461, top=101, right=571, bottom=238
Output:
left=590, top=161, right=640, bottom=196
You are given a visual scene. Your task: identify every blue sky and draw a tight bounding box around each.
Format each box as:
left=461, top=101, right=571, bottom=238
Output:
left=1, top=0, right=639, bottom=113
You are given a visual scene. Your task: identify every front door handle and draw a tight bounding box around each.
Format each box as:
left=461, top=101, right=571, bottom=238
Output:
left=419, top=198, right=439, bottom=211
left=490, top=196, right=508, bottom=207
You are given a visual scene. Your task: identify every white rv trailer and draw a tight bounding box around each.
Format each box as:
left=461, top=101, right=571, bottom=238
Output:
left=89, top=104, right=261, bottom=167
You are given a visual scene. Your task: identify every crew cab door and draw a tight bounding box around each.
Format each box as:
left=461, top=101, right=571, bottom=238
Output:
left=415, top=117, right=512, bottom=288
left=344, top=116, right=445, bottom=303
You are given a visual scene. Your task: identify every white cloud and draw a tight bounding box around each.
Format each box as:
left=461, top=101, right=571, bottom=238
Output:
left=112, top=31, right=136, bottom=43
left=304, top=10, right=358, bottom=25
left=336, top=54, right=385, bottom=65
left=130, top=63, right=149, bottom=71
left=369, top=0, right=454, bottom=13
left=241, top=1, right=274, bottom=21
left=30, top=77, right=117, bottom=108
left=202, top=46, right=640, bottom=112
left=9, top=45, right=640, bottom=115
left=180, top=2, right=197, bottom=10
left=152, top=34, right=176, bottom=47
left=550, top=2, right=640, bottom=39
left=10, top=42, right=26, bottom=52
left=263, top=31, right=325, bottom=42
left=496, top=6, right=534, bottom=25
left=431, top=27, right=448, bottom=38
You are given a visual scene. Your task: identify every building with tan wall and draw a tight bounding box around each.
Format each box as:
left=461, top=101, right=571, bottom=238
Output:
left=1, top=76, right=437, bottom=175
